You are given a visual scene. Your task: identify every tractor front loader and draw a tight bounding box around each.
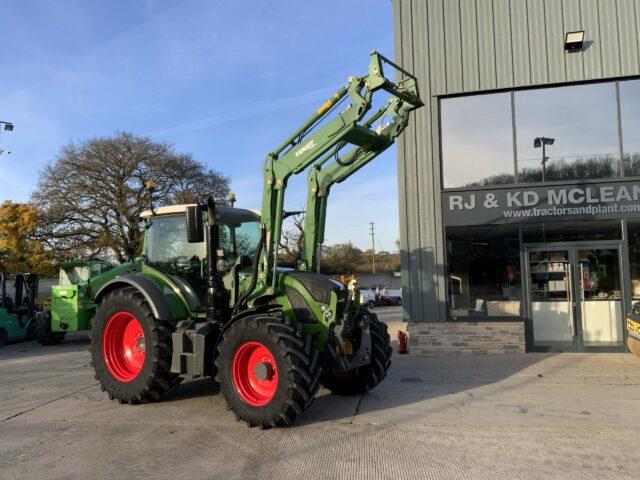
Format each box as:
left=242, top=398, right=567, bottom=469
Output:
left=54, top=52, right=423, bottom=427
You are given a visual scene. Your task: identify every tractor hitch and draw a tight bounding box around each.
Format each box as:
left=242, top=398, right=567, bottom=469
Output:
left=327, top=312, right=372, bottom=373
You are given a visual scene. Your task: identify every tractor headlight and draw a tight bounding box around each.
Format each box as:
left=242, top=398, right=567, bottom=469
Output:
left=629, top=321, right=634, bottom=331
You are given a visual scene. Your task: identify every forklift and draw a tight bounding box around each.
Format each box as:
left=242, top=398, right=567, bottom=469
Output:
left=0, top=272, right=39, bottom=345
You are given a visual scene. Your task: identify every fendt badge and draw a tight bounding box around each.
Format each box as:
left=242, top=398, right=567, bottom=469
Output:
left=294, top=139, right=316, bottom=158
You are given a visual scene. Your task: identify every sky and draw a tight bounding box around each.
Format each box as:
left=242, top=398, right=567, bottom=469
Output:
left=0, top=0, right=400, bottom=251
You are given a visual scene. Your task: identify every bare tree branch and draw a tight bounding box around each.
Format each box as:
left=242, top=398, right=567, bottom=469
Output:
left=32, top=132, right=231, bottom=262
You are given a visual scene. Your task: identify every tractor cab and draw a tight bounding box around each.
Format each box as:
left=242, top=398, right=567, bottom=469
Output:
left=141, top=204, right=261, bottom=311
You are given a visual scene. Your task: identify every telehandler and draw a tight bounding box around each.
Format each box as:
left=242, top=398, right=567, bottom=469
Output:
left=40, top=52, right=422, bottom=427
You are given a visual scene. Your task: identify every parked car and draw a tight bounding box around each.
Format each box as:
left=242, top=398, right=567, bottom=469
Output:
left=360, top=289, right=377, bottom=309
left=376, top=289, right=402, bottom=306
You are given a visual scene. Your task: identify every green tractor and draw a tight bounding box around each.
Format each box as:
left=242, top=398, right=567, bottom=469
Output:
left=0, top=272, right=40, bottom=346
left=46, top=52, right=422, bottom=427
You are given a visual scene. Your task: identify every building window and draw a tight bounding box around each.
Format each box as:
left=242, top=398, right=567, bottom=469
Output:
left=446, top=224, right=521, bottom=318
left=621, top=79, right=640, bottom=176
left=440, top=80, right=631, bottom=190
left=515, top=82, right=620, bottom=183
left=441, top=92, right=514, bottom=188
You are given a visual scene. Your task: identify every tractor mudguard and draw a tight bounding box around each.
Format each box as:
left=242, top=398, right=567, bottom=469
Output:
left=213, top=304, right=283, bottom=355
left=94, top=274, right=173, bottom=321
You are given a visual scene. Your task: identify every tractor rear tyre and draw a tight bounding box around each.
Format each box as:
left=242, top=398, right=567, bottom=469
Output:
left=0, top=328, right=7, bottom=346
left=322, top=310, right=392, bottom=396
left=35, top=311, right=65, bottom=345
left=215, top=313, right=322, bottom=428
left=91, top=287, right=182, bottom=404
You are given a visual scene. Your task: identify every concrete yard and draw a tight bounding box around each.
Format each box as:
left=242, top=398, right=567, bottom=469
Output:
left=1, top=306, right=640, bottom=479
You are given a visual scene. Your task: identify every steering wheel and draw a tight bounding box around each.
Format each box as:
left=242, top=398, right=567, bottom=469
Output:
left=174, top=256, right=191, bottom=269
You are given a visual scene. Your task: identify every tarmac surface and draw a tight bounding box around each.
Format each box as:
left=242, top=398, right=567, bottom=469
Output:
left=1, top=306, right=640, bottom=479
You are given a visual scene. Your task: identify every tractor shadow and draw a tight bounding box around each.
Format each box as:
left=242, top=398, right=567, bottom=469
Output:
left=297, top=343, right=555, bottom=426
left=160, top=337, right=555, bottom=427
left=0, top=333, right=91, bottom=361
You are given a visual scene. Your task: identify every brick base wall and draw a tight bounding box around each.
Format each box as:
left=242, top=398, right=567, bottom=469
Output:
left=406, top=322, right=526, bottom=355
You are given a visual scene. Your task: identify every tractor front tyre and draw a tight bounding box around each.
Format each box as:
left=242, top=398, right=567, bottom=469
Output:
left=0, top=328, right=7, bottom=346
left=215, top=314, right=322, bottom=428
left=91, top=287, right=182, bottom=404
left=35, top=312, right=65, bottom=345
left=322, top=310, right=392, bottom=396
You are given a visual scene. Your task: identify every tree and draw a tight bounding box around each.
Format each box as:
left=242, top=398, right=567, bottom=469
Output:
left=279, top=212, right=305, bottom=265
left=32, top=132, right=230, bottom=263
left=0, top=201, right=55, bottom=276
left=320, top=242, right=363, bottom=274
left=359, top=248, right=400, bottom=274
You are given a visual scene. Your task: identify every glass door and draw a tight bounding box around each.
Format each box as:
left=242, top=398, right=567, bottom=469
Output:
left=525, top=244, right=626, bottom=352
left=528, top=249, right=575, bottom=351
left=576, top=248, right=624, bottom=348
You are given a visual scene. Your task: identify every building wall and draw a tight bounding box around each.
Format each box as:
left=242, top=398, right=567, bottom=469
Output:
left=408, top=321, right=526, bottom=354
left=393, top=0, right=640, bottom=323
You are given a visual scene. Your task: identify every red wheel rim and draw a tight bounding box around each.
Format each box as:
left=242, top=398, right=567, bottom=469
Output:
left=231, top=341, right=278, bottom=406
left=102, top=311, right=146, bottom=382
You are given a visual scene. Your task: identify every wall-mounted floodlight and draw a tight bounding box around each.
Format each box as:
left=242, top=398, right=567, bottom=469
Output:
left=564, top=31, right=585, bottom=52
left=3, top=123, right=13, bottom=131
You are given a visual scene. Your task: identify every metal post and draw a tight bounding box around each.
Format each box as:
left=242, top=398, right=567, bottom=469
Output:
left=542, top=141, right=546, bottom=183
left=369, top=222, right=376, bottom=274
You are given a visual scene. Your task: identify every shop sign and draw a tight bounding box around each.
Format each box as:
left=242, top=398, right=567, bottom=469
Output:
left=442, top=180, right=640, bottom=226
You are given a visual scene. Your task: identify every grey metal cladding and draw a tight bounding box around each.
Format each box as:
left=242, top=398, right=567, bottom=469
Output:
left=393, top=0, right=640, bottom=323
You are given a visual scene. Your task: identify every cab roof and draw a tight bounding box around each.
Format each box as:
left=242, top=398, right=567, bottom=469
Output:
left=141, top=204, right=260, bottom=222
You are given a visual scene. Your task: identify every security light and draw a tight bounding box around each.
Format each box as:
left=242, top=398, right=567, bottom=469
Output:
left=4, top=123, right=13, bottom=131
left=534, top=137, right=556, bottom=182
left=534, top=137, right=555, bottom=148
left=564, top=30, right=585, bottom=52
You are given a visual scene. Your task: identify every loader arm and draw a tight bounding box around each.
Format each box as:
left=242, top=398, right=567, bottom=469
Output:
left=301, top=94, right=417, bottom=272
left=258, top=51, right=422, bottom=289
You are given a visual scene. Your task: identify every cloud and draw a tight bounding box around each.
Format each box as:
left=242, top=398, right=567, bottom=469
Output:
left=146, top=85, right=340, bottom=136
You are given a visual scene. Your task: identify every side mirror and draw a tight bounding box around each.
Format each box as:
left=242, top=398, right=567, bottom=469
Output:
left=185, top=204, right=204, bottom=243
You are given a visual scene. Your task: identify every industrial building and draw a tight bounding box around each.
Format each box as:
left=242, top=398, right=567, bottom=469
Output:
left=393, top=0, right=640, bottom=352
